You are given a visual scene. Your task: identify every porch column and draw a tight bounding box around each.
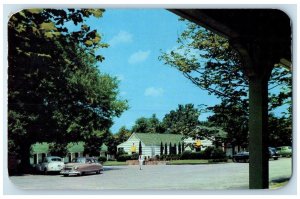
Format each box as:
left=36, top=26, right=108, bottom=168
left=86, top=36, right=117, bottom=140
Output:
left=249, top=76, right=269, bottom=189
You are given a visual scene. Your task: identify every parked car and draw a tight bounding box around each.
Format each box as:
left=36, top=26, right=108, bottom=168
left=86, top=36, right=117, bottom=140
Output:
left=268, top=147, right=279, bottom=160
left=276, top=146, right=292, bottom=157
left=35, top=156, right=65, bottom=174
left=233, top=148, right=279, bottom=163
left=60, top=157, right=103, bottom=177
left=232, top=151, right=249, bottom=162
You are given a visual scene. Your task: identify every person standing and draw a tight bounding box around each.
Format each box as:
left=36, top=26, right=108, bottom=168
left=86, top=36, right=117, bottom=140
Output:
left=138, top=155, right=143, bottom=170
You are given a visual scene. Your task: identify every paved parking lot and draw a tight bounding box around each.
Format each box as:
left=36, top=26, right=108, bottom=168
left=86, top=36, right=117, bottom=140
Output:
left=8, top=158, right=292, bottom=190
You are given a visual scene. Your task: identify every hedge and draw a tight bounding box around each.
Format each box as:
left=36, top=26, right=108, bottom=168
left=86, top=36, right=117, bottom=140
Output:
left=116, top=153, right=140, bottom=162
left=180, top=147, right=226, bottom=160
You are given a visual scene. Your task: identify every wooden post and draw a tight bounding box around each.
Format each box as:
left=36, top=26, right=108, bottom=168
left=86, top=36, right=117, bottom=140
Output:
left=249, top=76, right=269, bottom=189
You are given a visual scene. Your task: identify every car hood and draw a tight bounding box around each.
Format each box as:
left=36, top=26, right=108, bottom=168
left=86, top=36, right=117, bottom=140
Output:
left=64, top=163, right=86, bottom=168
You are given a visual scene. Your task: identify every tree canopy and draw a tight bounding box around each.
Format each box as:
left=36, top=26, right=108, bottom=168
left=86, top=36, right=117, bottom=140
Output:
left=131, top=114, right=165, bottom=134
left=8, top=9, right=128, bottom=170
left=159, top=18, right=292, bottom=148
left=162, top=104, right=200, bottom=137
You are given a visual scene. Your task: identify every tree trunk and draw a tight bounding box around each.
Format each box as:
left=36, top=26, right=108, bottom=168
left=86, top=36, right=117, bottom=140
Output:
left=19, top=143, right=32, bottom=174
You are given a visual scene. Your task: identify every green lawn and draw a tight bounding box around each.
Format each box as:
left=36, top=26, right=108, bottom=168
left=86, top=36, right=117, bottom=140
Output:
left=103, top=161, right=128, bottom=166
left=269, top=181, right=289, bottom=189
left=166, top=159, right=209, bottom=165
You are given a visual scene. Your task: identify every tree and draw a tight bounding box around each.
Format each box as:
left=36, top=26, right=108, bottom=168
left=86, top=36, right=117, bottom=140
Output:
left=164, top=143, right=168, bottom=155
left=178, top=142, right=182, bottom=154
left=159, top=18, right=291, bottom=147
left=173, top=145, right=176, bottom=154
left=131, top=114, right=165, bottom=133
left=8, top=9, right=128, bottom=171
left=83, top=130, right=107, bottom=157
left=115, top=126, right=131, bottom=143
left=206, top=102, right=247, bottom=149
left=160, top=142, right=163, bottom=156
left=268, top=114, right=292, bottom=147
left=139, top=141, right=142, bottom=155
left=162, top=104, right=200, bottom=137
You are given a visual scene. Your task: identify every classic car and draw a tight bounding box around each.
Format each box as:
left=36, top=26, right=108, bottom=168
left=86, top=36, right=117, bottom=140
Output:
left=60, top=157, right=103, bottom=176
left=233, top=148, right=279, bottom=163
left=268, top=147, right=279, bottom=160
left=232, top=151, right=249, bottom=163
left=35, top=156, right=65, bottom=174
left=276, top=146, right=292, bottom=157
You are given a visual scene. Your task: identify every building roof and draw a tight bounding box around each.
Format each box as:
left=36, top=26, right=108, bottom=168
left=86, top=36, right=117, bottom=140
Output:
left=31, top=142, right=85, bottom=153
left=31, top=142, right=49, bottom=153
left=100, top=143, right=108, bottom=152
left=134, top=133, right=184, bottom=146
left=67, top=142, right=84, bottom=153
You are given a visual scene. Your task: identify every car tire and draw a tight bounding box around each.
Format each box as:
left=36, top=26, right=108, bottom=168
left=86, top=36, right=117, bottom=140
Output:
left=96, top=170, right=101, bottom=174
left=44, top=168, right=48, bottom=175
left=63, top=174, right=68, bottom=177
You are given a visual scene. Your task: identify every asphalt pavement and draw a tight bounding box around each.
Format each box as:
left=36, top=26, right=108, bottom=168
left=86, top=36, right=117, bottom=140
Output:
left=7, top=158, right=292, bottom=191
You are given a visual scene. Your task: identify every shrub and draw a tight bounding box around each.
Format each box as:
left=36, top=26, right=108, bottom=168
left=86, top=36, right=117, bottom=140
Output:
left=116, top=154, right=132, bottom=162
left=155, top=155, right=160, bottom=160
left=202, top=146, right=214, bottom=159
left=116, top=150, right=126, bottom=158
left=211, top=148, right=226, bottom=159
left=180, top=151, right=192, bottom=159
left=98, top=156, right=107, bottom=163
left=131, top=153, right=139, bottom=160
left=180, top=147, right=226, bottom=160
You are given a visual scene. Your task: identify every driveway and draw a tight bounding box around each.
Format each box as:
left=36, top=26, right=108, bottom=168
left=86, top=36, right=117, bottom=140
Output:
left=7, top=158, right=292, bottom=190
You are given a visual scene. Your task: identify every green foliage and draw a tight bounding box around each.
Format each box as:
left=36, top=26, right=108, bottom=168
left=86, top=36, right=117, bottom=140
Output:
left=139, top=141, right=142, bottom=155
left=268, top=114, right=292, bottom=146
left=159, top=18, right=292, bottom=147
left=48, top=143, right=68, bottom=157
left=83, top=130, right=107, bottom=157
left=164, top=143, right=168, bottom=155
left=131, top=114, right=165, bottom=133
left=98, top=156, right=107, bottom=163
left=160, top=142, right=163, bottom=156
left=104, top=127, right=131, bottom=156
left=115, top=126, right=131, bottom=143
left=116, top=154, right=131, bottom=162
left=8, top=9, right=128, bottom=170
left=116, top=153, right=139, bottom=162
left=131, top=153, right=139, bottom=160
left=162, top=104, right=200, bottom=136
left=179, top=147, right=226, bottom=160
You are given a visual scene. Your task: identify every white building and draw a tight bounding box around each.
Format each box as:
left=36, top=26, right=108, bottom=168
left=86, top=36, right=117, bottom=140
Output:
left=117, top=133, right=213, bottom=158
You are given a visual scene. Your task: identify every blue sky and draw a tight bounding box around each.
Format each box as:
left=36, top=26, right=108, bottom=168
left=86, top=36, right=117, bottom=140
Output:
left=86, top=9, right=221, bottom=133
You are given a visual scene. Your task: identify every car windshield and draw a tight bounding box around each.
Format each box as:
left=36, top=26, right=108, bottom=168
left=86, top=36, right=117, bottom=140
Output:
left=50, top=158, right=62, bottom=162
left=72, top=158, right=85, bottom=163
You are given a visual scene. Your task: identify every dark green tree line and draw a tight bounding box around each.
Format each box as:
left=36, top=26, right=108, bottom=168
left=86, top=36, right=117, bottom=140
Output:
left=8, top=9, right=128, bottom=171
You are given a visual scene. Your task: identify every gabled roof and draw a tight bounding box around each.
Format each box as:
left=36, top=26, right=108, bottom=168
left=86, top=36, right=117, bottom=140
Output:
left=31, top=142, right=85, bottom=153
left=134, top=133, right=184, bottom=146
left=100, top=143, right=108, bottom=152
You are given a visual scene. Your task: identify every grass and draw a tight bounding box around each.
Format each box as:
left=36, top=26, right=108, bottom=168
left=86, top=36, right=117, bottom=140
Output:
left=166, top=159, right=209, bottom=165
left=269, top=177, right=290, bottom=189
left=103, top=161, right=128, bottom=166
left=269, top=181, right=289, bottom=189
